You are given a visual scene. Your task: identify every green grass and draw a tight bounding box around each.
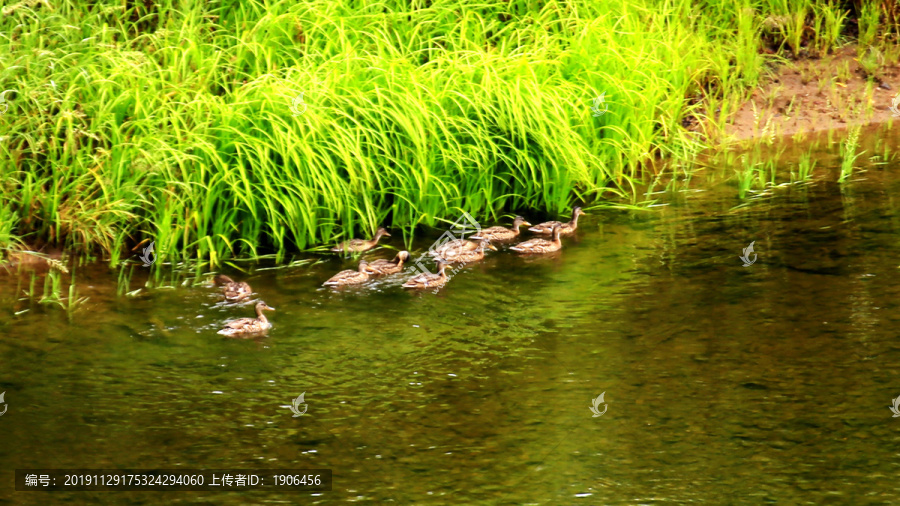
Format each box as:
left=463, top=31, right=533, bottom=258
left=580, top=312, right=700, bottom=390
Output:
left=0, top=0, right=896, bottom=267
left=839, top=124, right=864, bottom=182
left=793, top=150, right=817, bottom=182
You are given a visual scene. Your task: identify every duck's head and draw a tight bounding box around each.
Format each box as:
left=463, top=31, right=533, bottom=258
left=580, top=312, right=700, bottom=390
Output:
left=256, top=302, right=275, bottom=312
left=434, top=259, right=450, bottom=273
left=395, top=250, right=411, bottom=263
left=551, top=224, right=562, bottom=240
left=479, top=237, right=498, bottom=251
left=572, top=207, right=584, bottom=217
left=358, top=260, right=370, bottom=271
left=513, top=216, right=532, bottom=228
left=375, top=227, right=391, bottom=238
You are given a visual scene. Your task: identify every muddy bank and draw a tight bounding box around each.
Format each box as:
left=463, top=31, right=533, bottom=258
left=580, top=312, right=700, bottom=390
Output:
left=717, top=46, right=899, bottom=142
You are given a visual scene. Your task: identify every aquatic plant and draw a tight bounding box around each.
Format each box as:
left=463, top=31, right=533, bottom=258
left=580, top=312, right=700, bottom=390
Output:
left=20, top=258, right=90, bottom=317
left=735, top=154, right=756, bottom=199
left=839, top=125, right=864, bottom=182
left=794, top=151, right=817, bottom=181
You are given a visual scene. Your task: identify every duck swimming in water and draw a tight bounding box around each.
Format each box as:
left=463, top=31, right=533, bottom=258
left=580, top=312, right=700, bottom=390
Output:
left=218, top=302, right=275, bottom=337
left=323, top=260, right=370, bottom=286
left=402, top=260, right=450, bottom=289
left=442, top=237, right=497, bottom=263
left=528, top=207, right=584, bottom=236
left=214, top=274, right=252, bottom=302
left=471, top=216, right=532, bottom=242
left=511, top=224, right=564, bottom=254
left=330, top=227, right=391, bottom=253
left=364, top=251, right=410, bottom=276
left=429, top=238, right=478, bottom=258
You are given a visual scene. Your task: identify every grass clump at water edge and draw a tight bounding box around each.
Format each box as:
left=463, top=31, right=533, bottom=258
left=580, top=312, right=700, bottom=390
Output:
left=0, top=0, right=896, bottom=268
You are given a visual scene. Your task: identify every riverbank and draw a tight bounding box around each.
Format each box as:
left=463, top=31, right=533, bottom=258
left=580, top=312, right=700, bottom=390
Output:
left=716, top=45, right=899, bottom=142
left=1, top=0, right=898, bottom=266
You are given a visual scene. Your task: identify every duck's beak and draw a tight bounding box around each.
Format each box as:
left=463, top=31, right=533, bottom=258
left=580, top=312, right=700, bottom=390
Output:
left=488, top=244, right=498, bottom=251
left=522, top=221, right=532, bottom=227
left=383, top=231, right=392, bottom=237
left=267, top=306, right=276, bottom=311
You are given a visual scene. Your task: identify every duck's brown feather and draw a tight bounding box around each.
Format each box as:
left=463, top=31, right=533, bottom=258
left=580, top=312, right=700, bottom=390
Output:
left=510, top=238, right=561, bottom=253
left=527, top=220, right=577, bottom=235
left=323, top=261, right=370, bottom=286
left=218, top=303, right=274, bottom=336
left=215, top=275, right=252, bottom=302
left=402, top=263, right=449, bottom=289
left=511, top=226, right=563, bottom=254
left=443, top=239, right=495, bottom=263
left=471, top=217, right=531, bottom=242
left=323, top=269, right=368, bottom=286
left=472, top=225, right=519, bottom=241
left=331, top=228, right=390, bottom=253
left=429, top=239, right=477, bottom=257
left=364, top=252, right=409, bottom=276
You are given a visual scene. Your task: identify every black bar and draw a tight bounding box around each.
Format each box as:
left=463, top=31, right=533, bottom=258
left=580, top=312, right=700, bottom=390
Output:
left=15, top=469, right=332, bottom=491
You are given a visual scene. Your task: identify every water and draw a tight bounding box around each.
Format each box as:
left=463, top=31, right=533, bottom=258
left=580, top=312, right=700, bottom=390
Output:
left=3, top=140, right=900, bottom=504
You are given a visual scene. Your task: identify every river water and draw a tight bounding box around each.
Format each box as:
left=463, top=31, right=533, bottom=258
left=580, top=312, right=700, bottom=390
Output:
left=3, top=130, right=900, bottom=504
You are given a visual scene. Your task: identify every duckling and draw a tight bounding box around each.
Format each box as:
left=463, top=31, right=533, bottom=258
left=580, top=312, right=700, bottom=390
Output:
left=528, top=207, right=584, bottom=236
left=218, top=302, right=275, bottom=337
left=214, top=274, right=252, bottom=302
left=402, top=260, right=450, bottom=289
left=511, top=224, right=563, bottom=254
left=323, top=260, right=370, bottom=286
left=471, top=216, right=532, bottom=242
left=443, top=237, right=497, bottom=263
left=364, top=251, right=410, bottom=276
left=330, top=227, right=391, bottom=253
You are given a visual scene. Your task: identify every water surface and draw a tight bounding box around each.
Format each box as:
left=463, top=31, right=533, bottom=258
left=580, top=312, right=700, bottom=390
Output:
left=4, top=135, right=900, bottom=504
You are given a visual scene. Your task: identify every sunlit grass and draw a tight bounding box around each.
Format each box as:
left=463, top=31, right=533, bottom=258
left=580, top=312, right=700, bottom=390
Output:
left=0, top=0, right=896, bottom=267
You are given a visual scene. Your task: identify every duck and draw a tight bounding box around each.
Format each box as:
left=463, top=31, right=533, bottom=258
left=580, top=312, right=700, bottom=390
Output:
left=528, top=207, right=585, bottom=236
left=364, top=251, right=410, bottom=276
left=443, top=237, right=497, bottom=263
left=323, top=260, right=370, bottom=286
left=402, top=260, right=450, bottom=289
left=471, top=216, right=532, bottom=242
left=214, top=274, right=252, bottom=302
left=428, top=238, right=478, bottom=258
left=330, top=227, right=391, bottom=253
left=218, top=302, right=275, bottom=337
left=511, top=224, right=563, bottom=254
